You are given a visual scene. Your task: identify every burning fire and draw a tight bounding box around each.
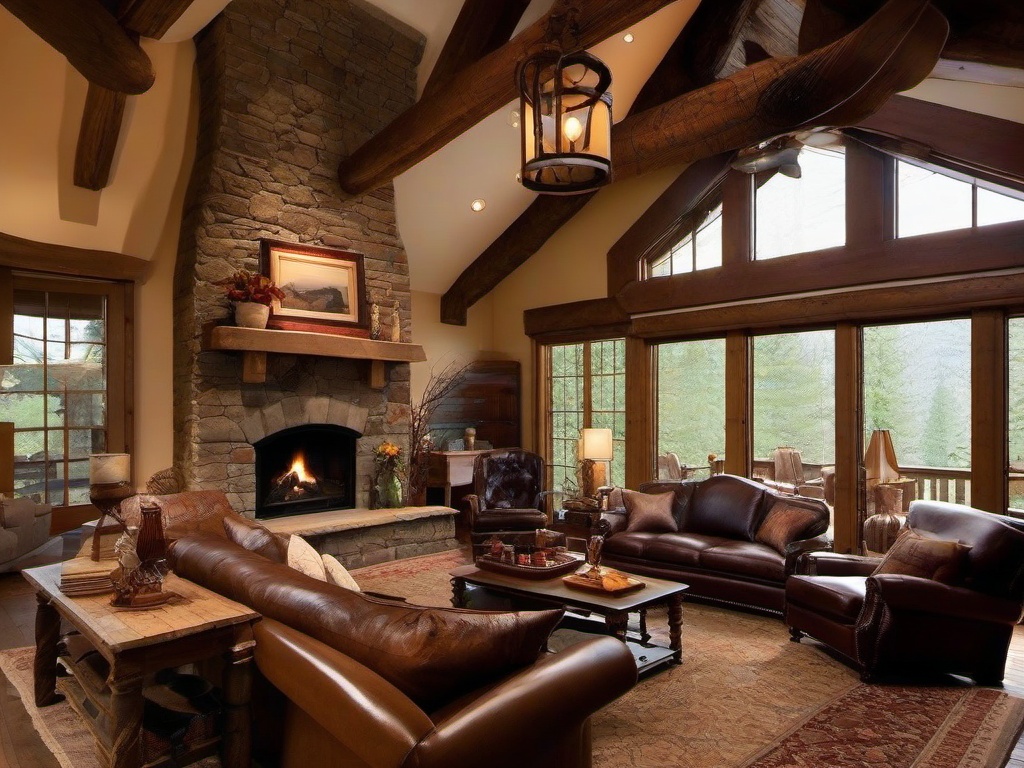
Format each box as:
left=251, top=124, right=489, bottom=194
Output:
left=288, top=452, right=315, bottom=485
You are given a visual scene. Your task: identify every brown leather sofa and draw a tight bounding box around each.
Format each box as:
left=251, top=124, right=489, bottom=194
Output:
left=599, top=474, right=832, bottom=613
left=168, top=530, right=637, bottom=768
left=786, top=500, right=1024, bottom=684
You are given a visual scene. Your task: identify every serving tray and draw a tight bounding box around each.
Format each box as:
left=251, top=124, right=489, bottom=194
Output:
left=475, top=552, right=582, bottom=579
left=562, top=573, right=646, bottom=595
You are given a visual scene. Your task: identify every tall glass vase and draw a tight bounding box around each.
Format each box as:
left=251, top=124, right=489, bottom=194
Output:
left=376, top=469, right=403, bottom=508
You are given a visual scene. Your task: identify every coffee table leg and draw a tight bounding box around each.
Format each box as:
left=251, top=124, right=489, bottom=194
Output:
left=108, top=662, right=144, bottom=768
left=605, top=611, right=629, bottom=642
left=33, top=592, right=64, bottom=706
left=222, top=628, right=255, bottom=768
left=667, top=594, right=683, bottom=664
left=451, top=576, right=466, bottom=608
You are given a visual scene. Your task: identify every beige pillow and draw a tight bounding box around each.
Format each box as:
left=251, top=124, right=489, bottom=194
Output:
left=322, top=554, right=361, bottom=591
left=873, top=528, right=970, bottom=584
left=623, top=489, right=678, bottom=533
left=286, top=535, right=326, bottom=581
left=755, top=501, right=821, bottom=554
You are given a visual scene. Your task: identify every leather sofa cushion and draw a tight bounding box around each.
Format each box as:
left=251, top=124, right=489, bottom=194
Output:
left=223, top=514, right=289, bottom=563
left=700, top=541, right=786, bottom=583
left=786, top=575, right=867, bottom=623
left=474, top=509, right=548, bottom=530
left=687, top=475, right=769, bottom=541
left=605, top=532, right=730, bottom=567
left=623, top=489, right=677, bottom=533
left=169, top=534, right=562, bottom=710
left=121, top=491, right=233, bottom=541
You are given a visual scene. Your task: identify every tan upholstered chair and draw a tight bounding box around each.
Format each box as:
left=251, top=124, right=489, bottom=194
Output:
left=0, top=495, right=53, bottom=572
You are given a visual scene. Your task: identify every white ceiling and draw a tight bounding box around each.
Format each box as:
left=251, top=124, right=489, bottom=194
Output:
left=367, top=0, right=701, bottom=295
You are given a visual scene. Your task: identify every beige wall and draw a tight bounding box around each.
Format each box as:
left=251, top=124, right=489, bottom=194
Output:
left=0, top=9, right=197, bottom=488
left=487, top=164, right=687, bottom=450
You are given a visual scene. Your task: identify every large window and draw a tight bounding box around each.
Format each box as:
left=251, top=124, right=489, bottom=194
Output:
left=648, top=202, right=723, bottom=277
left=896, top=159, right=1024, bottom=238
left=863, top=319, right=971, bottom=505
left=1010, top=318, right=1024, bottom=513
left=1, top=276, right=129, bottom=518
left=656, top=339, right=725, bottom=473
left=752, top=330, right=836, bottom=476
left=755, top=146, right=846, bottom=260
left=546, top=339, right=625, bottom=492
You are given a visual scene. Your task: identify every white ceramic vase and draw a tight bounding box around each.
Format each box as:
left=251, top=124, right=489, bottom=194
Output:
left=235, top=302, right=270, bottom=329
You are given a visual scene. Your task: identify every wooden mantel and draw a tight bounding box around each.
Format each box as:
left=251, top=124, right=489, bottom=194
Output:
left=204, top=326, right=426, bottom=387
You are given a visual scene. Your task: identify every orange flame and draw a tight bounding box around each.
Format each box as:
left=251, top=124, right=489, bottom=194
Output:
left=288, top=452, right=315, bottom=484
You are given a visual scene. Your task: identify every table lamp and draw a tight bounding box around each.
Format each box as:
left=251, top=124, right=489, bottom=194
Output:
left=89, top=453, right=133, bottom=561
left=579, top=428, right=613, bottom=498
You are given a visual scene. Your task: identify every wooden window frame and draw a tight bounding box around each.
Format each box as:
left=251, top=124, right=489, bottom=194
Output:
left=7, top=273, right=134, bottom=533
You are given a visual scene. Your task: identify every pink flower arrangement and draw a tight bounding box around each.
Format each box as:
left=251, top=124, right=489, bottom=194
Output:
left=217, top=270, right=286, bottom=306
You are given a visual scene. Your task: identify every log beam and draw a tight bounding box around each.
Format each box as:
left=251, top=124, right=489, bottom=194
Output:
left=337, top=0, right=678, bottom=196
left=117, top=0, right=194, bottom=39
left=74, top=83, right=128, bottom=190
left=0, top=231, right=149, bottom=282
left=0, top=0, right=154, bottom=93
left=422, top=0, right=531, bottom=99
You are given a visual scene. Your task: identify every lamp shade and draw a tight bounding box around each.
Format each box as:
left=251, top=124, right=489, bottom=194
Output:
left=89, top=453, right=130, bottom=485
left=518, top=49, right=612, bottom=195
left=580, top=428, right=613, bottom=461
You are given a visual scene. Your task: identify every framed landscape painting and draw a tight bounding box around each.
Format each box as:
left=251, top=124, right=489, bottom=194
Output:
left=260, top=239, right=368, bottom=336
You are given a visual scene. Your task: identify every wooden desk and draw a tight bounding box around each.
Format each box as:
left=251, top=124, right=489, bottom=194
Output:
left=24, top=562, right=259, bottom=768
left=427, top=449, right=497, bottom=507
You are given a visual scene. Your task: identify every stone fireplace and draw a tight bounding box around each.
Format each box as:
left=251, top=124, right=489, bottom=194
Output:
left=172, top=0, right=424, bottom=515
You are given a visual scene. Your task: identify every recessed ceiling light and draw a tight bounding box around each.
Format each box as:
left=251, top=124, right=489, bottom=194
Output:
left=623, top=33, right=635, bottom=43
left=470, top=199, right=486, bottom=212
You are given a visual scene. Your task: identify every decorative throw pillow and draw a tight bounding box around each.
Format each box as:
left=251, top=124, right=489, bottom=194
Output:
left=286, top=535, right=327, bottom=581
left=872, top=528, right=970, bottom=584
left=322, top=554, right=361, bottom=591
left=623, top=489, right=678, bottom=533
left=222, top=514, right=289, bottom=563
left=755, top=501, right=822, bottom=554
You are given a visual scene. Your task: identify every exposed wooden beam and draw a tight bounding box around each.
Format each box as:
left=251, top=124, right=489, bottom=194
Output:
left=116, top=0, right=194, bottom=39
left=337, top=0, right=678, bottom=196
left=0, top=0, right=154, bottom=93
left=74, top=83, right=128, bottom=190
left=440, top=195, right=593, bottom=325
left=0, top=231, right=150, bottom=282
left=422, top=0, right=531, bottom=99
left=523, top=297, right=630, bottom=341
left=851, top=94, right=1024, bottom=185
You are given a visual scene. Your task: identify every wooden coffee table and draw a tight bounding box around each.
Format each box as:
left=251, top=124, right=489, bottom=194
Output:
left=23, top=562, right=259, bottom=768
left=450, top=564, right=687, bottom=673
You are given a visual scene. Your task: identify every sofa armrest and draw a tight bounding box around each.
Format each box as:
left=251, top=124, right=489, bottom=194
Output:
left=868, top=574, right=1024, bottom=625
left=465, top=494, right=481, bottom=527
left=598, top=509, right=628, bottom=536
left=418, top=636, right=636, bottom=767
left=799, top=551, right=882, bottom=577
left=254, top=619, right=434, bottom=768
left=784, top=533, right=832, bottom=575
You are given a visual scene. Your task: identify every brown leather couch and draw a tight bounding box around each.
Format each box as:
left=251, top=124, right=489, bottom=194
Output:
left=168, top=530, right=637, bottom=768
left=599, top=475, right=832, bottom=613
left=786, top=500, right=1024, bottom=684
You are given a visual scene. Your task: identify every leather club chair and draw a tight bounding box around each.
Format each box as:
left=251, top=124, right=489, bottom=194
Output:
left=465, top=449, right=550, bottom=541
left=786, top=500, right=1024, bottom=684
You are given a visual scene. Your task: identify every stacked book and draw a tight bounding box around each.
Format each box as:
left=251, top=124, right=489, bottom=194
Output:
left=59, top=556, right=117, bottom=596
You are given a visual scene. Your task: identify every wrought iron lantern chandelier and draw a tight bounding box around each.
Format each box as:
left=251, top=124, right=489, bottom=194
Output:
left=517, top=48, right=612, bottom=195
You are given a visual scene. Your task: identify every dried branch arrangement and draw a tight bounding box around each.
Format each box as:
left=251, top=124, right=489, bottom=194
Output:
left=408, top=360, right=469, bottom=504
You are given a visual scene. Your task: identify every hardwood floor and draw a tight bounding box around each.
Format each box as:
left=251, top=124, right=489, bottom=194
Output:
left=0, top=537, right=1022, bottom=766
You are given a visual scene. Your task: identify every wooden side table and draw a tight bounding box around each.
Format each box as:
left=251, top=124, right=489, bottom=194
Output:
left=23, top=563, right=259, bottom=768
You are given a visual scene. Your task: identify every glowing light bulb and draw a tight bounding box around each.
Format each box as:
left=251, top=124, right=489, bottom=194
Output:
left=563, top=116, right=584, bottom=143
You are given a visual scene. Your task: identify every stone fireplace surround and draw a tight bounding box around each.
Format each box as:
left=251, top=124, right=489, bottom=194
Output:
left=172, top=0, right=427, bottom=527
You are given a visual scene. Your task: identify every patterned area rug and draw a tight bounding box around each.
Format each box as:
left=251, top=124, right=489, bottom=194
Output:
left=354, top=550, right=1024, bottom=768
left=1, top=550, right=1021, bottom=768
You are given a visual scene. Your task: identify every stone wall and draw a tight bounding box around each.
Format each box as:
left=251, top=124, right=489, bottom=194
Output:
left=173, top=0, right=423, bottom=512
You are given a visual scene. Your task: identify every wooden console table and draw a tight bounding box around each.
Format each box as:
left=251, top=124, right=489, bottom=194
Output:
left=427, top=449, right=497, bottom=507
left=24, top=563, right=259, bottom=768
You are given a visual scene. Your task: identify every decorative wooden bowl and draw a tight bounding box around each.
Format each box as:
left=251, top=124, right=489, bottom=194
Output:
left=475, top=552, right=583, bottom=579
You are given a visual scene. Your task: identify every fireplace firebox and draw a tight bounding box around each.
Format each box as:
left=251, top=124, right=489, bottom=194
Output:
left=254, top=424, right=357, bottom=519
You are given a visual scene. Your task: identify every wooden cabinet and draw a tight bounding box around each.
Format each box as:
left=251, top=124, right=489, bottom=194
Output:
left=429, top=360, right=521, bottom=449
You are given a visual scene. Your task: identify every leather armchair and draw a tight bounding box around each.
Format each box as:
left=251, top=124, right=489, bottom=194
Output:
left=786, top=500, right=1024, bottom=684
left=464, top=449, right=549, bottom=536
